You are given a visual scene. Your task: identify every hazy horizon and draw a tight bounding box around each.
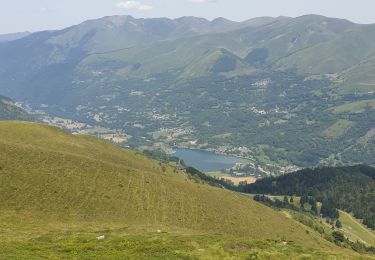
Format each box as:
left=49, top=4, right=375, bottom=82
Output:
left=1, top=0, right=375, bottom=34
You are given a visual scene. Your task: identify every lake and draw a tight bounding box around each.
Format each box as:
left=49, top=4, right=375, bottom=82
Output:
left=172, top=148, right=244, bottom=172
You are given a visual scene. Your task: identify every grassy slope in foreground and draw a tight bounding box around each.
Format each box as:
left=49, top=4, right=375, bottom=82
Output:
left=0, top=121, right=365, bottom=258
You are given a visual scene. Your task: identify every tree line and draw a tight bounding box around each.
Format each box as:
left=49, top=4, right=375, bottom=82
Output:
left=241, top=165, right=375, bottom=229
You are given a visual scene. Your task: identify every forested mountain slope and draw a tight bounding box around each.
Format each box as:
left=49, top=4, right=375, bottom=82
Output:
left=242, top=165, right=375, bottom=229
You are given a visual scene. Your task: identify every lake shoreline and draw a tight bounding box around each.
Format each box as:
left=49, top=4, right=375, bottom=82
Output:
left=170, top=147, right=246, bottom=173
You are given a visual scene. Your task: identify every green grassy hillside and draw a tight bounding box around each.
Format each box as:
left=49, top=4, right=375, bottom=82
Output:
left=0, top=121, right=364, bottom=258
left=0, top=121, right=323, bottom=238
left=339, top=211, right=375, bottom=247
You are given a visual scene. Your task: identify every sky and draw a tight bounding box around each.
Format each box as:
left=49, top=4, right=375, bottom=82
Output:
left=1, top=0, right=374, bottom=34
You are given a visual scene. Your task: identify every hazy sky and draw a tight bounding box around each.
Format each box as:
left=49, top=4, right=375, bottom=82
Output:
left=1, top=0, right=374, bottom=34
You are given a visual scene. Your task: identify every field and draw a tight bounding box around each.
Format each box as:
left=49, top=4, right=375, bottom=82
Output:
left=208, top=172, right=257, bottom=185
left=339, top=211, right=375, bottom=247
left=222, top=176, right=257, bottom=185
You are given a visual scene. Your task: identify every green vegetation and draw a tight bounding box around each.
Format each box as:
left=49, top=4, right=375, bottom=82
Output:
left=1, top=14, right=375, bottom=258
left=1, top=121, right=298, bottom=238
left=142, top=149, right=238, bottom=188
left=252, top=195, right=375, bottom=255
left=254, top=194, right=375, bottom=250
left=1, top=15, right=375, bottom=171
left=0, top=225, right=365, bottom=260
left=184, top=166, right=237, bottom=189
left=340, top=211, right=375, bottom=247
left=333, top=100, right=375, bottom=114
left=1, top=121, right=363, bottom=258
left=242, top=166, right=375, bottom=229
left=0, top=96, right=31, bottom=121
left=323, top=119, right=355, bottom=139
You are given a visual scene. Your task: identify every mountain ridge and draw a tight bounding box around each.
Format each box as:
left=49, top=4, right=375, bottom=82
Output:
left=0, top=14, right=374, bottom=171
left=0, top=31, right=31, bottom=42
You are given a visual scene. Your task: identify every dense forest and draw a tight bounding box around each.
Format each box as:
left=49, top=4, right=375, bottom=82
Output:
left=241, top=165, right=375, bottom=229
